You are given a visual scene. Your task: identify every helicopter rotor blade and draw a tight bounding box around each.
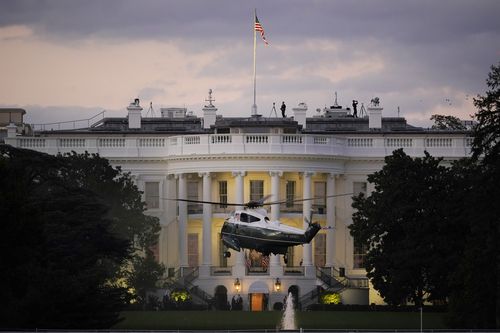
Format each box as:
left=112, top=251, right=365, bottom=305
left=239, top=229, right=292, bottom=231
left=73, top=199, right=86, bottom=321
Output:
left=166, top=192, right=354, bottom=208
left=165, top=198, right=242, bottom=206
left=264, top=192, right=354, bottom=206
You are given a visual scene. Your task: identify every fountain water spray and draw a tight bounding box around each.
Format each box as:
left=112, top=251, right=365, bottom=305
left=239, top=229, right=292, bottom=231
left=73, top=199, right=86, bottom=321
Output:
left=280, top=292, right=296, bottom=330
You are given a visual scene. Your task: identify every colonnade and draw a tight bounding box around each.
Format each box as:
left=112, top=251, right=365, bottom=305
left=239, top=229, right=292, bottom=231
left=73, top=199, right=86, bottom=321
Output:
left=174, top=171, right=338, bottom=277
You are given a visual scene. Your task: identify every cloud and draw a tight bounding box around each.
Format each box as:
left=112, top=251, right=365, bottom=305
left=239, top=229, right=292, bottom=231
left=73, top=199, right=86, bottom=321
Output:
left=0, top=0, right=499, bottom=126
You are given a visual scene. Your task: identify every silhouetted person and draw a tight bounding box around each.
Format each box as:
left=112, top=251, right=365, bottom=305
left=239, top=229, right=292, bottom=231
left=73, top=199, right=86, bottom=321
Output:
left=352, top=100, right=358, bottom=118
left=281, top=101, right=286, bottom=117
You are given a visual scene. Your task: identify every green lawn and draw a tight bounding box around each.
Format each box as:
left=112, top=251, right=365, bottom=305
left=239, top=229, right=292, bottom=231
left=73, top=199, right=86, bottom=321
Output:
left=114, top=310, right=447, bottom=330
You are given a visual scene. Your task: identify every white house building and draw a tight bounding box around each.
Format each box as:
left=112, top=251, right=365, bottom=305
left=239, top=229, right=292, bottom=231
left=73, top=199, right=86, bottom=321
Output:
left=3, top=92, right=473, bottom=310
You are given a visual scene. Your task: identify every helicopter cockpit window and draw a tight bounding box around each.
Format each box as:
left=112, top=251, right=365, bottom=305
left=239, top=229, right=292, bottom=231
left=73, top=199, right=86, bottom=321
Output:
left=239, top=213, right=260, bottom=223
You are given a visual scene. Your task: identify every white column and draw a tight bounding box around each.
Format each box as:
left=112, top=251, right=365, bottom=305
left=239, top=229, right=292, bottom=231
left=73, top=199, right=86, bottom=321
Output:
left=302, top=172, right=314, bottom=276
left=232, top=171, right=246, bottom=276
left=177, top=174, right=188, bottom=268
left=269, top=171, right=282, bottom=274
left=325, top=173, right=336, bottom=268
left=200, top=172, right=212, bottom=276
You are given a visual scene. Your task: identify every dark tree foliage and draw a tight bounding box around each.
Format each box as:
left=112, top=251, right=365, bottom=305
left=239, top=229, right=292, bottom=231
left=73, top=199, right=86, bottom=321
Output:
left=349, top=149, right=463, bottom=307
left=58, top=151, right=160, bottom=251
left=430, top=114, right=466, bottom=130
left=447, top=62, right=500, bottom=329
left=447, top=160, right=499, bottom=328
left=0, top=146, right=160, bottom=328
left=472, top=61, right=500, bottom=164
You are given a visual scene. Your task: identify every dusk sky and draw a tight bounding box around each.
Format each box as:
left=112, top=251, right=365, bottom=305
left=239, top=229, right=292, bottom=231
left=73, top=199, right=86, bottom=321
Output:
left=1, top=0, right=499, bottom=127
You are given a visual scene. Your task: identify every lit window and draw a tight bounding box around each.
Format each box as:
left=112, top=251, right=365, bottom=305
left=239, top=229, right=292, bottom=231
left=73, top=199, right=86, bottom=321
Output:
left=314, top=233, right=326, bottom=267
left=353, top=239, right=368, bottom=269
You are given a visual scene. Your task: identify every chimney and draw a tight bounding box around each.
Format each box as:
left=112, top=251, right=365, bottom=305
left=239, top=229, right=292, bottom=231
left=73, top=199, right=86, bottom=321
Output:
left=368, top=98, right=382, bottom=129
left=293, top=102, right=308, bottom=129
left=6, top=123, right=17, bottom=138
left=203, top=89, right=217, bottom=129
left=127, top=98, right=143, bottom=129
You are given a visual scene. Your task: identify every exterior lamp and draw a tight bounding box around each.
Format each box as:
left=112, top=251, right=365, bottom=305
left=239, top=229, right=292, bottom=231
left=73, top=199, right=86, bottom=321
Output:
left=234, top=278, right=241, bottom=292
left=275, top=278, right=281, bottom=292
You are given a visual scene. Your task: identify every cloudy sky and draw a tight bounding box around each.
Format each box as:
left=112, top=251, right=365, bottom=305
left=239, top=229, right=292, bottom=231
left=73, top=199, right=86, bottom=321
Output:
left=1, top=0, right=499, bottom=127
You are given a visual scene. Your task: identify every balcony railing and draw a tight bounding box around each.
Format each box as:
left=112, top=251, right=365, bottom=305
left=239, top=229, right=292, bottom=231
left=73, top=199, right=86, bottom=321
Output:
left=283, top=266, right=305, bottom=276
left=210, top=266, right=232, bottom=276
left=5, top=133, right=473, bottom=160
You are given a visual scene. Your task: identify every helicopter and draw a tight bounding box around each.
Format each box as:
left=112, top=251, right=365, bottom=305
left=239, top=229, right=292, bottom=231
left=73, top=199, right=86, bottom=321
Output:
left=173, top=193, right=351, bottom=263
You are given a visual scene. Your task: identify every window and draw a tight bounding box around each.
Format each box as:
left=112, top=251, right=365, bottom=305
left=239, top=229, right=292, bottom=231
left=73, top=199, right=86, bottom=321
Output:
left=353, top=238, right=368, bottom=269
left=239, top=212, right=260, bottom=223
left=187, top=181, right=200, bottom=213
left=250, top=180, right=264, bottom=202
left=314, top=233, right=326, bottom=267
left=188, top=233, right=199, bottom=267
left=286, top=181, right=295, bottom=207
left=286, top=246, right=295, bottom=267
left=353, top=182, right=367, bottom=196
left=218, top=234, right=227, bottom=267
left=219, top=181, right=228, bottom=208
left=145, top=182, right=160, bottom=209
left=314, top=181, right=326, bottom=214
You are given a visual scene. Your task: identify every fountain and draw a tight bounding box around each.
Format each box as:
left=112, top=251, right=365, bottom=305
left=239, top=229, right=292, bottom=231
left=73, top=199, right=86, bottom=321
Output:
left=280, top=292, right=296, bottom=330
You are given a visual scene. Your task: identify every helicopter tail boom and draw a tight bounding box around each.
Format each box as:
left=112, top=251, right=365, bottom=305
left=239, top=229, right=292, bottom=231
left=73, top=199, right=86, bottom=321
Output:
left=304, top=222, right=322, bottom=243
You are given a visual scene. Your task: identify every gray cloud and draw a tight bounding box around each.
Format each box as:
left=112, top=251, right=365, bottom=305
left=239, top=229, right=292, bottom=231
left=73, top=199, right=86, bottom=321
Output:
left=1, top=0, right=499, bottom=126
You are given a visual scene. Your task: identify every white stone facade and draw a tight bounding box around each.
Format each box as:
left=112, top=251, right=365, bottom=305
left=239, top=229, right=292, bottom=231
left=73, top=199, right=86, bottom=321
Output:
left=5, top=101, right=472, bottom=310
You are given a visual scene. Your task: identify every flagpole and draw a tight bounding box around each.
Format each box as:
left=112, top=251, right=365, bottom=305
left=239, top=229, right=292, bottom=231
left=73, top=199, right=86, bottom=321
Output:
left=252, top=9, right=257, bottom=116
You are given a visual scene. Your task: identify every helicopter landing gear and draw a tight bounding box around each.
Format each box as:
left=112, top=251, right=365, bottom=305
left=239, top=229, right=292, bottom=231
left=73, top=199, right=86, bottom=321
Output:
left=223, top=251, right=231, bottom=258
left=283, top=254, right=288, bottom=265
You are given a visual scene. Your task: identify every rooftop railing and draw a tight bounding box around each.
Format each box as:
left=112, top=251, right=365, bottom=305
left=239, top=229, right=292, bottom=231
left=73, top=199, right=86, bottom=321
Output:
left=5, top=133, right=473, bottom=159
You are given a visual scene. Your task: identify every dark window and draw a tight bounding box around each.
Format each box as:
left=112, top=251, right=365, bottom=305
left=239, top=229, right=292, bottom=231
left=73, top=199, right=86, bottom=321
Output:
left=353, top=182, right=367, bottom=196
left=286, top=181, right=295, bottom=207
left=218, top=234, right=227, bottom=267
left=250, top=180, right=264, bottom=202
left=239, top=213, right=260, bottom=223
left=219, top=181, right=228, bottom=208
left=145, top=182, right=160, bottom=209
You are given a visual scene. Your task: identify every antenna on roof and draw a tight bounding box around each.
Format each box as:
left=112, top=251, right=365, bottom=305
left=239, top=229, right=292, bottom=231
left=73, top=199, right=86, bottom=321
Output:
left=359, top=103, right=366, bottom=117
left=268, top=102, right=278, bottom=118
left=146, top=102, right=156, bottom=117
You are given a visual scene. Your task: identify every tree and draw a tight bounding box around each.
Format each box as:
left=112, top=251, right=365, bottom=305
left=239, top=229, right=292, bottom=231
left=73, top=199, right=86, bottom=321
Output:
left=0, top=146, right=162, bottom=328
left=349, top=149, right=462, bottom=307
left=447, top=62, right=500, bottom=329
left=125, top=250, right=166, bottom=310
left=430, top=114, right=466, bottom=130
left=57, top=151, right=160, bottom=251
left=471, top=61, right=500, bottom=164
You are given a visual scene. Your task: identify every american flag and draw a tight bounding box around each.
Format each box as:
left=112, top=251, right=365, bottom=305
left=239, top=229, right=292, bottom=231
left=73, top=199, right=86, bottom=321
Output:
left=261, top=255, right=270, bottom=268
left=254, top=15, right=269, bottom=45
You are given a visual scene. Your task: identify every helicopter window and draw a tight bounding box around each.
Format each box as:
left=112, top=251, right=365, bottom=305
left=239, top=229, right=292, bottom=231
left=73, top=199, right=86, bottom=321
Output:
left=239, top=212, right=260, bottom=223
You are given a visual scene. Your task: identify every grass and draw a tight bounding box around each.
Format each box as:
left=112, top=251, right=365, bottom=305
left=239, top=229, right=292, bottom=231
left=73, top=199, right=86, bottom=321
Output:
left=114, top=310, right=447, bottom=330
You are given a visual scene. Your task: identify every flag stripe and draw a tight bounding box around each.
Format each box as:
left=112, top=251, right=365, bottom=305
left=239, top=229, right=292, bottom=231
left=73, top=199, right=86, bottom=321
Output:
left=255, top=15, right=269, bottom=45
